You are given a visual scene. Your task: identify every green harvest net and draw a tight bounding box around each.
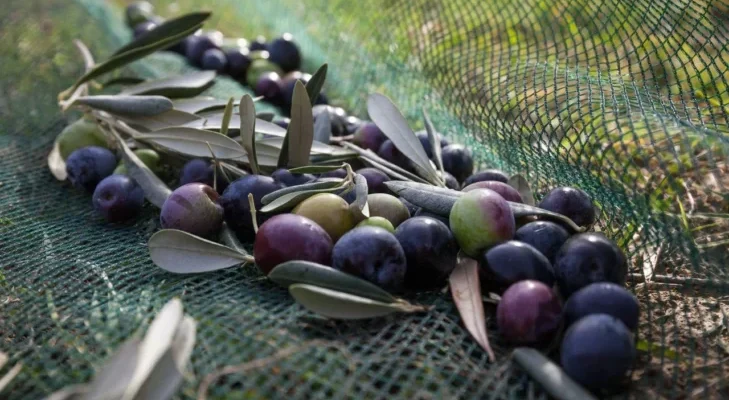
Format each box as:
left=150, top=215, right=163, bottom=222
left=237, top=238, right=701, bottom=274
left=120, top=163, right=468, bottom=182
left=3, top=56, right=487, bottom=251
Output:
left=2, top=0, right=729, bottom=398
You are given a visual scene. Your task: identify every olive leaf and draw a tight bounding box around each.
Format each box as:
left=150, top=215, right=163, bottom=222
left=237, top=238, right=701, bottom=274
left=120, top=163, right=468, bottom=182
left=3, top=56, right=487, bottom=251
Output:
left=138, top=127, right=247, bottom=160
left=109, top=126, right=171, bottom=208
left=120, top=71, right=216, bottom=98
left=341, top=142, right=429, bottom=184
left=219, top=162, right=248, bottom=180
left=360, top=157, right=422, bottom=183
left=512, top=348, right=598, bottom=400
left=220, top=223, right=249, bottom=256
left=449, top=256, right=495, bottom=361
left=367, top=93, right=442, bottom=186
left=82, top=339, right=140, bottom=400
left=352, top=173, right=370, bottom=218
left=173, top=97, right=234, bottom=114
left=422, top=108, right=446, bottom=181
left=305, top=63, right=328, bottom=106
left=261, top=186, right=348, bottom=213
left=287, top=164, right=345, bottom=174
left=113, top=12, right=210, bottom=57
left=103, top=76, right=145, bottom=87
left=256, top=137, right=347, bottom=156
left=148, top=229, right=252, bottom=274
left=261, top=179, right=344, bottom=205
left=75, top=39, right=95, bottom=70
left=385, top=181, right=586, bottom=232
left=47, top=134, right=67, bottom=181
left=59, top=41, right=94, bottom=111
left=45, top=299, right=196, bottom=400
left=507, top=174, right=535, bottom=206
left=269, top=261, right=395, bottom=303
left=73, top=95, right=174, bottom=116
left=220, top=97, right=235, bottom=137
left=239, top=94, right=259, bottom=174
left=278, top=80, right=314, bottom=168
left=0, top=362, right=22, bottom=394
left=184, top=114, right=286, bottom=137
left=117, top=109, right=203, bottom=132
left=289, top=284, right=428, bottom=320
left=61, top=16, right=205, bottom=97
left=256, top=112, right=275, bottom=122
left=120, top=299, right=183, bottom=400
left=313, top=107, right=331, bottom=144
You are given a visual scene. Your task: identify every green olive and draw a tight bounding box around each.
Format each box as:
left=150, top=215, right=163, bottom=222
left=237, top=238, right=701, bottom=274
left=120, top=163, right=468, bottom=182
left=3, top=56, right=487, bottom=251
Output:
left=58, top=117, right=108, bottom=160
left=356, top=216, right=395, bottom=233
left=113, top=149, right=162, bottom=175
left=366, top=193, right=410, bottom=228
left=246, top=59, right=284, bottom=88
left=293, top=193, right=355, bottom=242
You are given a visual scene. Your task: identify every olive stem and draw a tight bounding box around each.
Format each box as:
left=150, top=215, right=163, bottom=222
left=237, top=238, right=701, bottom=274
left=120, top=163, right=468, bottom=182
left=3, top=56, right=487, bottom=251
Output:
left=248, top=193, right=259, bottom=234
left=205, top=141, right=219, bottom=192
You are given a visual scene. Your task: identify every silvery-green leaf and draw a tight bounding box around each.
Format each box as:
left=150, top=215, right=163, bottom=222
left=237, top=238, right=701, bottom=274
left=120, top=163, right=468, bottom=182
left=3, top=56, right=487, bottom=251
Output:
left=279, top=80, right=314, bottom=168
left=288, top=164, right=345, bottom=174
left=148, top=229, right=250, bottom=274
left=62, top=15, right=206, bottom=96
left=220, top=223, right=249, bottom=258
left=507, top=174, right=535, bottom=206
left=422, top=108, right=446, bottom=182
left=172, top=97, right=232, bottom=114
left=83, top=339, right=140, bottom=400
left=0, top=363, right=21, bottom=394
left=353, top=173, right=370, bottom=218
left=184, top=114, right=285, bottom=137
left=256, top=137, right=346, bottom=156
left=120, top=71, right=216, bottom=98
left=48, top=135, right=67, bottom=181
left=113, top=12, right=211, bottom=57
left=0, top=352, right=6, bottom=369
left=289, top=284, right=427, bottom=320
left=261, top=184, right=347, bottom=213
left=360, top=157, right=421, bottom=183
left=269, top=261, right=395, bottom=303
left=130, top=350, right=182, bottom=400
left=512, top=348, right=597, bottom=400
left=74, top=39, right=95, bottom=70
left=103, top=76, right=145, bottom=88
left=366, top=93, right=440, bottom=185
left=74, top=95, right=173, bottom=116
left=309, top=153, right=359, bottom=164
left=117, top=109, right=202, bottom=132
left=120, top=299, right=183, bottom=400
left=386, top=181, right=585, bottom=231
left=45, top=385, right=88, bottom=400
left=239, top=94, right=259, bottom=174
left=110, top=127, right=171, bottom=208
left=313, top=108, right=331, bottom=144
left=449, top=257, right=495, bottom=361
left=341, top=142, right=428, bottom=184
left=256, top=112, right=275, bottom=122
left=138, top=127, right=246, bottom=160
left=219, top=162, right=248, bottom=180
left=220, top=97, right=235, bottom=137
left=261, top=179, right=344, bottom=205
left=304, top=64, right=328, bottom=105
left=170, top=316, right=196, bottom=372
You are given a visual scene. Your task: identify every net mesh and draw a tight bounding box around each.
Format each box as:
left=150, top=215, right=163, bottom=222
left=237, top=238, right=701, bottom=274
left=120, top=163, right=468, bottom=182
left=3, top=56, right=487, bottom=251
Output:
left=2, top=0, right=729, bottom=398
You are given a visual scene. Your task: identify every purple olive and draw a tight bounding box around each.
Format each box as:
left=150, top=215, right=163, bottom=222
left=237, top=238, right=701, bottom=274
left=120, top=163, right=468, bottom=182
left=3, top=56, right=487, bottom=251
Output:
left=353, top=122, right=387, bottom=151
left=356, top=168, right=390, bottom=194
left=160, top=183, right=224, bottom=237
left=462, top=181, right=523, bottom=203
left=92, top=174, right=144, bottom=222
left=253, top=214, right=333, bottom=275
left=497, top=280, right=562, bottom=346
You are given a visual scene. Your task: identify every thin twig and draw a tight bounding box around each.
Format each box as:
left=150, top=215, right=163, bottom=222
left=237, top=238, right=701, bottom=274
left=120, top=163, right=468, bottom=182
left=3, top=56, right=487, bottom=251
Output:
left=197, top=340, right=337, bottom=400
left=629, top=273, right=728, bottom=288
left=248, top=193, right=259, bottom=233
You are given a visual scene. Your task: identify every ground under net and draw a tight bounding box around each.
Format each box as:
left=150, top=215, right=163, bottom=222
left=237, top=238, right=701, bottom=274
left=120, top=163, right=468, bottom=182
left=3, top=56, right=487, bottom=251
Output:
left=1, top=0, right=729, bottom=398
